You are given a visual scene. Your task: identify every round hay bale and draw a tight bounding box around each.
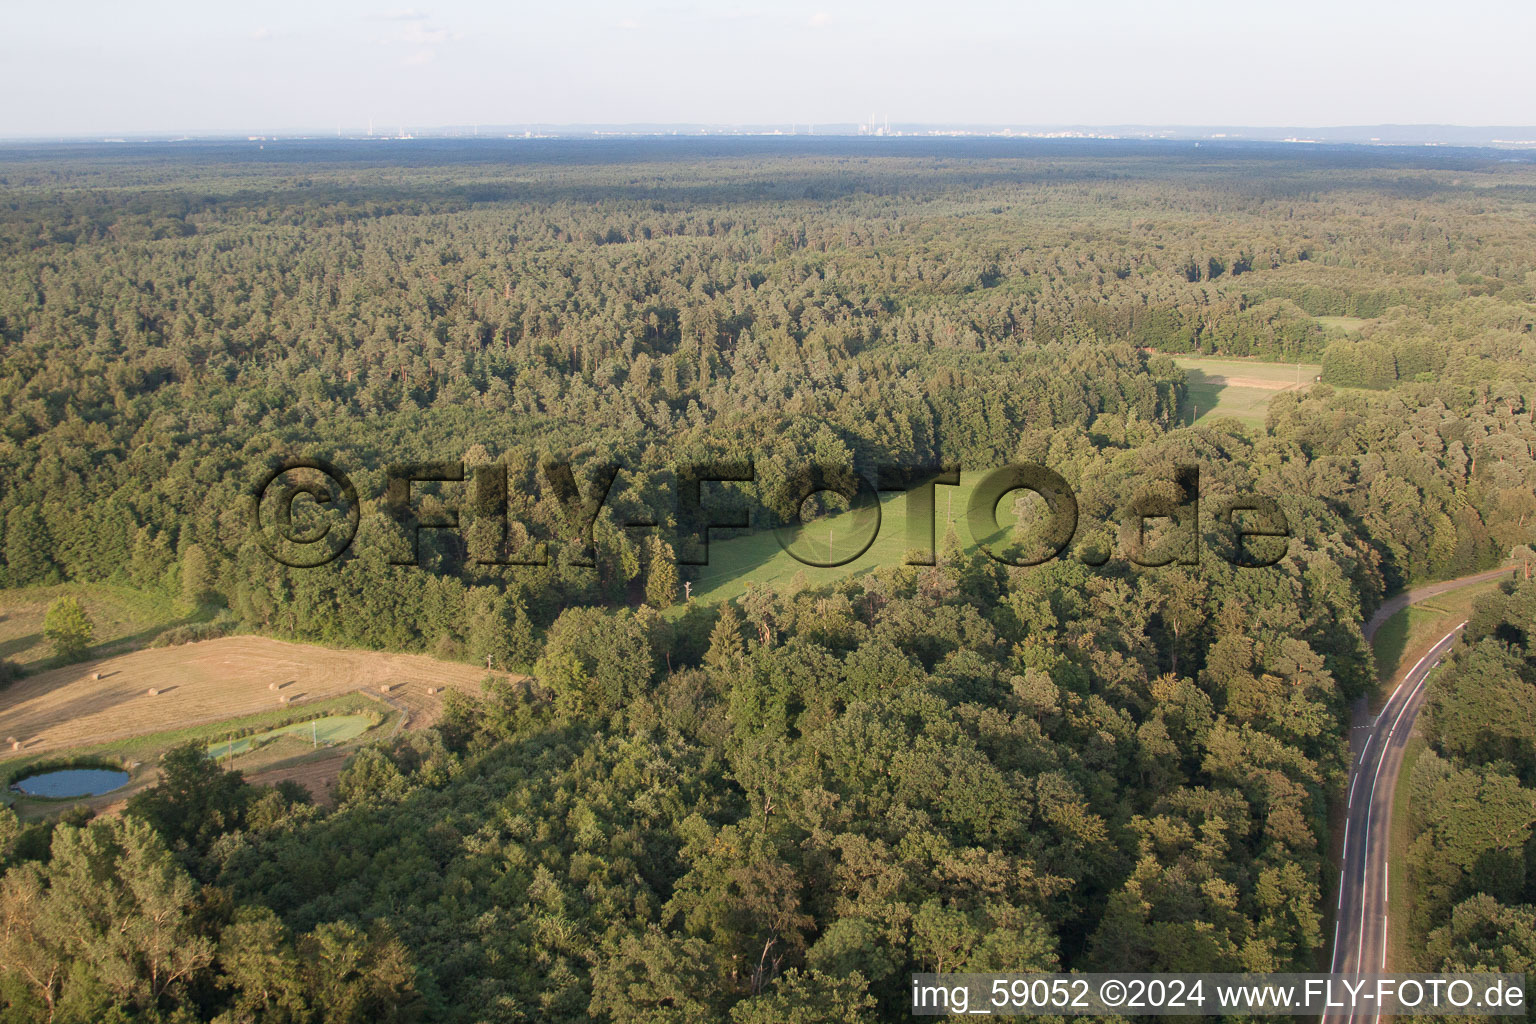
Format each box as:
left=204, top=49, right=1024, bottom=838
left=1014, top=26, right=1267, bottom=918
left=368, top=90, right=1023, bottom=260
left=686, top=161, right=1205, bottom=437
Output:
left=278, top=694, right=290, bottom=705
left=146, top=687, right=159, bottom=696
left=10, top=741, right=19, bottom=751
left=426, top=686, right=438, bottom=696
left=268, top=682, right=277, bottom=691
left=380, top=683, right=393, bottom=693
left=92, top=672, right=101, bottom=681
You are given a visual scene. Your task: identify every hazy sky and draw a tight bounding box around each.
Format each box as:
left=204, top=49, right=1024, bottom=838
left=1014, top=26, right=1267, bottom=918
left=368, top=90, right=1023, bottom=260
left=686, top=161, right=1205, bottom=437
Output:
left=4, top=0, right=1534, bottom=136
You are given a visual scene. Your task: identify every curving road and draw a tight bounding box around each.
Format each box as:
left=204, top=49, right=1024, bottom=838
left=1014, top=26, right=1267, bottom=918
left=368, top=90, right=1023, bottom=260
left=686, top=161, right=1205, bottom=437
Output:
left=1324, top=566, right=1515, bottom=1021
left=1327, top=625, right=1462, bottom=984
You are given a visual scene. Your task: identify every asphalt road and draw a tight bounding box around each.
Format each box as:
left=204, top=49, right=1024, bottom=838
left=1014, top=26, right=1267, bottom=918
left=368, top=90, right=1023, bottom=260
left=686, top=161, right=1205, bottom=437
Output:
left=1322, top=566, right=1515, bottom=1020
left=1327, top=623, right=1462, bottom=995
left=1320, top=564, right=1511, bottom=1019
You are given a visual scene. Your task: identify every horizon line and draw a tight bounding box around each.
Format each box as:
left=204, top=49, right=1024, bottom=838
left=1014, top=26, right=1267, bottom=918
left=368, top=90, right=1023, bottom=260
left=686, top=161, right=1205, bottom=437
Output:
left=5, top=121, right=1536, bottom=150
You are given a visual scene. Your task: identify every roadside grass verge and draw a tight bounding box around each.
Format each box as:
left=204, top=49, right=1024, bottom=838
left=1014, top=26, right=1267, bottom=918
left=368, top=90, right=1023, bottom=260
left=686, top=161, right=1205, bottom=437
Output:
left=1369, top=581, right=1499, bottom=704
left=1388, top=734, right=1427, bottom=972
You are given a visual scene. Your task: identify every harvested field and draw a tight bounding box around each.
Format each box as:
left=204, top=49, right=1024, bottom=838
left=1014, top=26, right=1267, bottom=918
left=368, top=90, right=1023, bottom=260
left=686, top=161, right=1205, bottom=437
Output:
left=0, top=635, right=521, bottom=757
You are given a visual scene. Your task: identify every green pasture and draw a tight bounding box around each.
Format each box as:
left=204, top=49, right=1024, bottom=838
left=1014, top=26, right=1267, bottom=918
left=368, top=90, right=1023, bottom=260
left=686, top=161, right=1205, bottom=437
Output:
left=1173, top=355, right=1320, bottom=427
left=205, top=714, right=376, bottom=761
left=686, top=471, right=1091, bottom=604
left=0, top=584, right=193, bottom=671
left=1315, top=316, right=1369, bottom=333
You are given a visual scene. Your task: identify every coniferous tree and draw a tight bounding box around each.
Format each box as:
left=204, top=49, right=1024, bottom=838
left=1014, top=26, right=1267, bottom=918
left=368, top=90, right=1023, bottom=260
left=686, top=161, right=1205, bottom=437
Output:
left=4, top=507, right=56, bottom=587
left=645, top=537, right=679, bottom=609
left=180, top=542, right=213, bottom=605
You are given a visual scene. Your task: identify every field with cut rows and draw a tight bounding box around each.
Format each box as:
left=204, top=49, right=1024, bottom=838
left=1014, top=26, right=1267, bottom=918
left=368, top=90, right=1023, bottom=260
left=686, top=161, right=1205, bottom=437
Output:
left=0, top=635, right=514, bottom=758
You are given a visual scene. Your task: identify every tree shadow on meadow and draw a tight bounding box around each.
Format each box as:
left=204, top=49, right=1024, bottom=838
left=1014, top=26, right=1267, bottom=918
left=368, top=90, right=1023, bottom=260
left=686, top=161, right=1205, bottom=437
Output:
left=1180, top=367, right=1227, bottom=425
left=0, top=631, right=42, bottom=662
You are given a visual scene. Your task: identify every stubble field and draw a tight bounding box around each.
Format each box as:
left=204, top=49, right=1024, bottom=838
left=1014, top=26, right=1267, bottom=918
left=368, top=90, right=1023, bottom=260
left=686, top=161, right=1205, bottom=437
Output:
left=0, top=635, right=510, bottom=758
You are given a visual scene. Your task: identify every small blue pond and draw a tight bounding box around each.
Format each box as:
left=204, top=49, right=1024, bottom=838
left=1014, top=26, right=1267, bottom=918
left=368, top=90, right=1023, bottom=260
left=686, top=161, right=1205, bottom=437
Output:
left=11, top=768, right=130, bottom=798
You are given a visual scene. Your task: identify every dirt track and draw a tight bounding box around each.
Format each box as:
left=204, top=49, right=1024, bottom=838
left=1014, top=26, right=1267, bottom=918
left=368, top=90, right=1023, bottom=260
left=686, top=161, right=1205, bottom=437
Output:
left=0, top=635, right=518, bottom=757
left=1195, top=373, right=1304, bottom=391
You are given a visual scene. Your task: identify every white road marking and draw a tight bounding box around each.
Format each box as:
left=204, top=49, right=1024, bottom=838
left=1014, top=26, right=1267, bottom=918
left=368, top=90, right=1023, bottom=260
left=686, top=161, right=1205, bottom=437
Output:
left=1352, top=626, right=1460, bottom=982
left=1331, top=621, right=1469, bottom=989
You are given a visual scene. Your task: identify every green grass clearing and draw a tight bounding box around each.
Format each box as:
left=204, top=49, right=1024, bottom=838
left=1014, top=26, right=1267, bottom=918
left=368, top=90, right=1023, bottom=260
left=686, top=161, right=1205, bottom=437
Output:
left=1172, top=356, right=1320, bottom=428
left=206, top=714, right=376, bottom=761
left=685, top=470, right=1107, bottom=605
left=1315, top=316, right=1370, bottom=333
left=0, top=583, right=202, bottom=672
left=1172, top=356, right=1319, bottom=384
left=1180, top=380, right=1276, bottom=427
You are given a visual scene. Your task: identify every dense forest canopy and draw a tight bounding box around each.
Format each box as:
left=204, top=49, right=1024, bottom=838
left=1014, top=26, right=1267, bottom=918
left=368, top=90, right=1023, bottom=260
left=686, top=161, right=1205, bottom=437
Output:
left=1411, top=578, right=1536, bottom=978
left=0, top=139, right=1534, bottom=1022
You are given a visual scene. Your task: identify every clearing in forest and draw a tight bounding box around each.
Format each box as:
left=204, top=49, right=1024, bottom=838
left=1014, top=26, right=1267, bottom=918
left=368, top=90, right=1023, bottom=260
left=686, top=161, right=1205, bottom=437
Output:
left=205, top=714, right=376, bottom=761
left=691, top=357, right=1316, bottom=604
left=1316, top=315, right=1370, bottom=333
left=688, top=470, right=1085, bottom=604
left=0, top=635, right=506, bottom=758
left=1173, top=355, right=1321, bottom=427
left=0, top=584, right=190, bottom=671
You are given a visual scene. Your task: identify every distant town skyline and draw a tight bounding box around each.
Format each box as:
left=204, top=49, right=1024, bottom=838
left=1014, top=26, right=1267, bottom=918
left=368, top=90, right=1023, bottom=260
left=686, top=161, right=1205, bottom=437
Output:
left=4, top=0, right=1534, bottom=138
